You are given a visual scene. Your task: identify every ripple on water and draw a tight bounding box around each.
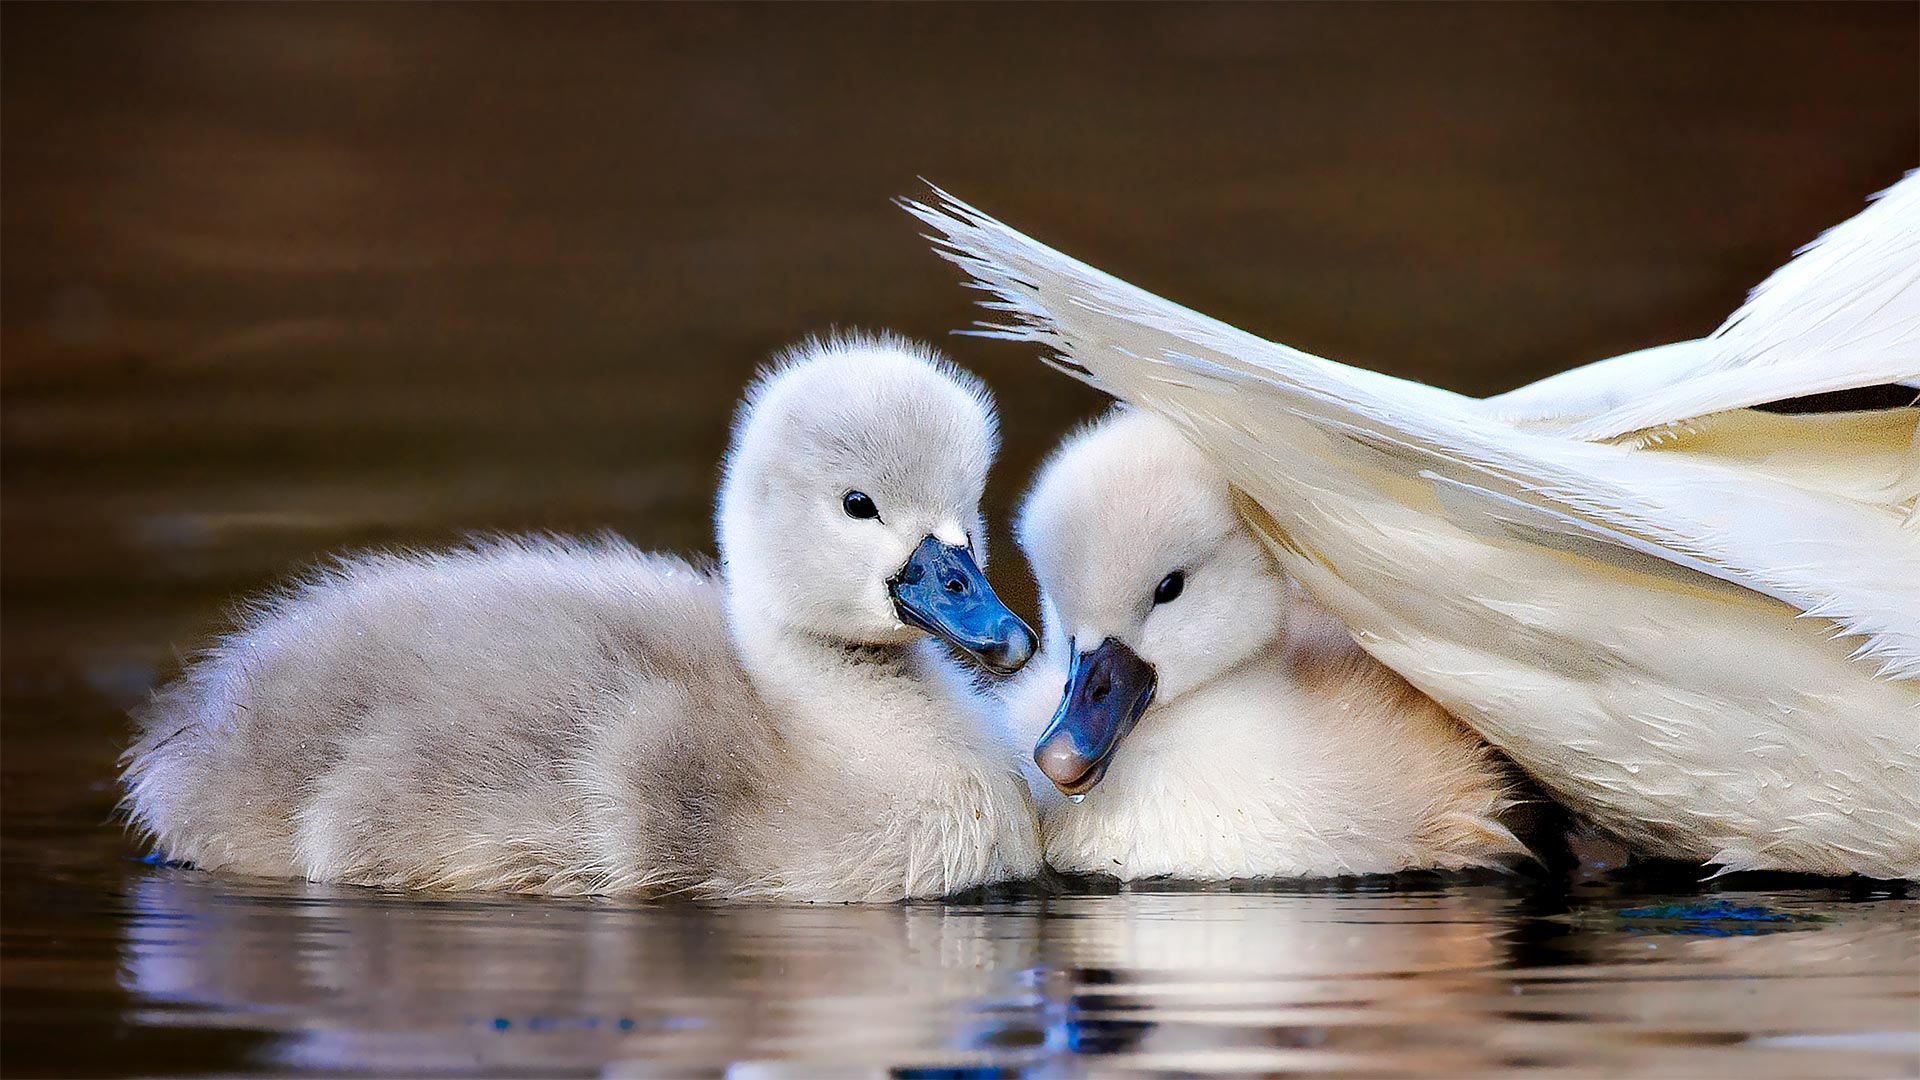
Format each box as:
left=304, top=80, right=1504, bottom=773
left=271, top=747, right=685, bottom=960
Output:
left=3, top=848, right=1910, bottom=1077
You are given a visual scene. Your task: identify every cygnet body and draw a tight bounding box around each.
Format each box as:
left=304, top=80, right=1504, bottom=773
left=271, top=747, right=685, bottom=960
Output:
left=1006, top=410, right=1530, bottom=881
left=121, top=336, right=1045, bottom=901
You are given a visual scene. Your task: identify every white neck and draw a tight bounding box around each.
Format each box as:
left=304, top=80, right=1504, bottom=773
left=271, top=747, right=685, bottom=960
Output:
left=725, top=596, right=997, bottom=762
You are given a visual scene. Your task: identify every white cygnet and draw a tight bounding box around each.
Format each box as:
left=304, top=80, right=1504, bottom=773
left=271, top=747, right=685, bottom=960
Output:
left=1004, top=408, right=1532, bottom=881
left=121, top=334, right=1045, bottom=901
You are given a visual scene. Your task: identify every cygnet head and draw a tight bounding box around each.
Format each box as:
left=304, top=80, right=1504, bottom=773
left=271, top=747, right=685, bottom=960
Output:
left=1016, top=408, right=1289, bottom=794
left=717, top=334, right=1036, bottom=674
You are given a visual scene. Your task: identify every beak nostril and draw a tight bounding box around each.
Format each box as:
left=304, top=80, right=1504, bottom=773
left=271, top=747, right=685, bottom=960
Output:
left=944, top=577, right=965, bottom=594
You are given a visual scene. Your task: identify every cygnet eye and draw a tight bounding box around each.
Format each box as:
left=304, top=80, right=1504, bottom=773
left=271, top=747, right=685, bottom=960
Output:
left=1153, top=571, right=1185, bottom=605
left=842, top=490, right=880, bottom=520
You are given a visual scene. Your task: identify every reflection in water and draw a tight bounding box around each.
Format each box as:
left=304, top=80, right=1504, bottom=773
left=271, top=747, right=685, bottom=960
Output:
left=120, top=872, right=1047, bottom=1074
left=113, top=871, right=1918, bottom=1077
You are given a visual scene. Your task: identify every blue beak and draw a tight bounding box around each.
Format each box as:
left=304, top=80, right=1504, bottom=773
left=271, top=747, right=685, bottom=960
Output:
left=1033, top=637, right=1157, bottom=795
left=888, top=535, right=1036, bottom=675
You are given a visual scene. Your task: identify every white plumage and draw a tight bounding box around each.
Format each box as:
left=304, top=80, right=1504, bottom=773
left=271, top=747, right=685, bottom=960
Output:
left=121, top=336, right=1045, bottom=901
left=1491, top=174, right=1920, bottom=441
left=1003, top=409, right=1530, bottom=880
left=909, top=175, right=1920, bottom=879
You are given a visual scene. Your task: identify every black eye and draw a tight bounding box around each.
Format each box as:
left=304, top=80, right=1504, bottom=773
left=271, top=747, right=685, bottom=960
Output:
left=1153, top=571, right=1185, bottom=605
left=842, top=491, right=880, bottom=520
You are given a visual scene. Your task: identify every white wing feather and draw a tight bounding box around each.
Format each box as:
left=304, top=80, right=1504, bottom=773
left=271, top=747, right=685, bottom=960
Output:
left=905, top=188, right=1920, bottom=680
left=1488, top=172, right=1920, bottom=440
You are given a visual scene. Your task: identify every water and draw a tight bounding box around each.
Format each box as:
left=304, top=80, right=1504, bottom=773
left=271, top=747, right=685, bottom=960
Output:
left=5, top=6, right=1917, bottom=1076
left=6, top=847, right=1915, bottom=1076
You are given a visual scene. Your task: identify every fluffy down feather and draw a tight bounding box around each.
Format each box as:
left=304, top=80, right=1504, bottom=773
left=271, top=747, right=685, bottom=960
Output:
left=1004, top=410, right=1530, bottom=881
left=122, top=336, right=1045, bottom=901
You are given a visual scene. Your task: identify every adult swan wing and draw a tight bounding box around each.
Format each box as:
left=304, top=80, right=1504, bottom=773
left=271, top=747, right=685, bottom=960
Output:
left=906, top=179, right=1920, bottom=878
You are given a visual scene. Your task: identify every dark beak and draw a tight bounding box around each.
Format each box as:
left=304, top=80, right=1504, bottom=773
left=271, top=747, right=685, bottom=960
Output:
left=1033, top=637, right=1157, bottom=796
left=887, top=535, right=1037, bottom=675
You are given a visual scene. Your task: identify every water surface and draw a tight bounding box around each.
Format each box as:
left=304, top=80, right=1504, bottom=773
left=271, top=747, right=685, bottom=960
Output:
left=6, top=838, right=1915, bottom=1076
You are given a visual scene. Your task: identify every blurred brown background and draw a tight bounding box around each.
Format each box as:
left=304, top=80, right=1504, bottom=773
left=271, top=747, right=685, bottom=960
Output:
left=3, top=4, right=1916, bottom=812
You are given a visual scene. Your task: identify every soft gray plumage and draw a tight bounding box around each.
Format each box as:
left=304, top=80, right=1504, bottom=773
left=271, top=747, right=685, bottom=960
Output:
left=1004, top=410, right=1529, bottom=880
left=121, top=336, right=1045, bottom=901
